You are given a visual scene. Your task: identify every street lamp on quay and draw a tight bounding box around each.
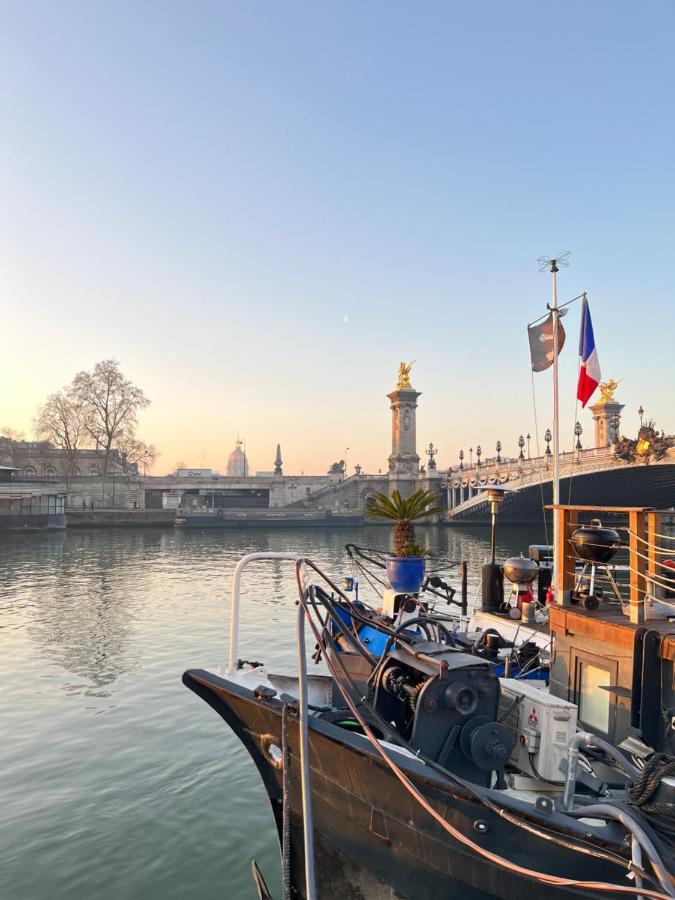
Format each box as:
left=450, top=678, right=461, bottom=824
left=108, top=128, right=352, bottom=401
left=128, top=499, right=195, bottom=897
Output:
left=544, top=429, right=553, bottom=467
left=495, top=440, right=502, bottom=466
left=518, top=435, right=525, bottom=464
left=344, top=447, right=350, bottom=478
left=459, top=449, right=464, bottom=470
left=526, top=433, right=531, bottom=459
left=476, top=445, right=482, bottom=468
left=469, top=447, right=473, bottom=469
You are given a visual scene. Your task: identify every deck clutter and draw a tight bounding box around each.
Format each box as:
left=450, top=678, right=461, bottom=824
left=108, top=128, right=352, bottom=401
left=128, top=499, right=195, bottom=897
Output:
left=183, top=501, right=675, bottom=899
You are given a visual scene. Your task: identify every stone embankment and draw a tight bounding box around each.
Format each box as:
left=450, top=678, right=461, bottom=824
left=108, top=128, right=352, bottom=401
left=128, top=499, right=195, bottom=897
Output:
left=67, top=509, right=175, bottom=527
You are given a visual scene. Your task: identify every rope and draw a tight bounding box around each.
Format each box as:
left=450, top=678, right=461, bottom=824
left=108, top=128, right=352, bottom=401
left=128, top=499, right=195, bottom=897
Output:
left=626, top=529, right=675, bottom=556
left=629, top=754, right=675, bottom=841
left=281, top=703, right=292, bottom=900
left=298, top=592, right=671, bottom=896
left=294, top=565, right=672, bottom=896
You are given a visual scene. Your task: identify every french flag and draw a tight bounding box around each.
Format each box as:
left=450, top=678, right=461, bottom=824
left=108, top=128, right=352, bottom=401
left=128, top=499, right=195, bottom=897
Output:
left=577, top=298, right=601, bottom=407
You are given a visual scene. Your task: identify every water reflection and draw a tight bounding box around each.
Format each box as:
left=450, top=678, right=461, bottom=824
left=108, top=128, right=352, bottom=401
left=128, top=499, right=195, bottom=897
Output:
left=0, top=523, right=547, bottom=900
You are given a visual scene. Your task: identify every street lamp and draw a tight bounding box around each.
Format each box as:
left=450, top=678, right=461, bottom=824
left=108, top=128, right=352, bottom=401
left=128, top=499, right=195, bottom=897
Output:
left=495, top=440, right=502, bottom=466
left=518, top=434, right=525, bottom=461
left=526, top=433, right=531, bottom=459
left=544, top=428, right=552, bottom=466
left=469, top=447, right=473, bottom=469
left=344, top=447, right=350, bottom=477
left=574, top=421, right=583, bottom=460
left=476, top=445, right=482, bottom=468
left=459, top=449, right=464, bottom=470
left=638, top=406, right=644, bottom=427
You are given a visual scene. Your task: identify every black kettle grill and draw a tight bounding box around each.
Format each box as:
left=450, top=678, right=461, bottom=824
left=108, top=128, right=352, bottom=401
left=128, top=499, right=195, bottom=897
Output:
left=570, top=519, right=622, bottom=564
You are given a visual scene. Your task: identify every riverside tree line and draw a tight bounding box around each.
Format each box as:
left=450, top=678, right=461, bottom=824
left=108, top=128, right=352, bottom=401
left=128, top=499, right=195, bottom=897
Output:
left=2, top=360, right=157, bottom=477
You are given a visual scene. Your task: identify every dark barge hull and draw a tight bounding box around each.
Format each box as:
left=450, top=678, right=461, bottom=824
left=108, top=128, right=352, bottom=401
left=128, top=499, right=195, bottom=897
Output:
left=183, top=668, right=643, bottom=900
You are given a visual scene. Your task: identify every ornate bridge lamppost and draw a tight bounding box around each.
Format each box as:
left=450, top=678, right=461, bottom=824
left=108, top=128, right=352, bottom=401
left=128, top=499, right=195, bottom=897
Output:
left=459, top=449, right=464, bottom=470
left=518, top=435, right=525, bottom=473
left=544, top=428, right=552, bottom=467
left=526, top=433, right=531, bottom=459
left=495, top=440, right=502, bottom=466
left=574, top=421, right=583, bottom=461
left=469, top=447, right=473, bottom=469
left=476, top=445, right=482, bottom=468
left=638, top=406, right=645, bottom=427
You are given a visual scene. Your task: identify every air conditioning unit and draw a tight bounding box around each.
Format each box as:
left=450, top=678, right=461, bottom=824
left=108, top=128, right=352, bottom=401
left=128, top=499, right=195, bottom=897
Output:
left=499, top=678, right=577, bottom=783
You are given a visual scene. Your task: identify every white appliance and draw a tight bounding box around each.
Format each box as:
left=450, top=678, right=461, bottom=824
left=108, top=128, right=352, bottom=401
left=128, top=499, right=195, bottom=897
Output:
left=499, top=678, right=577, bottom=783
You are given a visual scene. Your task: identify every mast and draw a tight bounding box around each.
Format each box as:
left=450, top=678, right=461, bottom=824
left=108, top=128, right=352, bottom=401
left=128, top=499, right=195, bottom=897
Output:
left=538, top=250, right=569, bottom=601
left=550, top=259, right=561, bottom=598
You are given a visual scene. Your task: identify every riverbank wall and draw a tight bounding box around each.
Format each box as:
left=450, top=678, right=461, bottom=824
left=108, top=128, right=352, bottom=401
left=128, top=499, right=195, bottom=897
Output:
left=67, top=509, right=175, bottom=527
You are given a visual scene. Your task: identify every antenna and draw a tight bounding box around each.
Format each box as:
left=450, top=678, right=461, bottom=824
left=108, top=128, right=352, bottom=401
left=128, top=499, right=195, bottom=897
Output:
left=537, top=251, right=570, bottom=273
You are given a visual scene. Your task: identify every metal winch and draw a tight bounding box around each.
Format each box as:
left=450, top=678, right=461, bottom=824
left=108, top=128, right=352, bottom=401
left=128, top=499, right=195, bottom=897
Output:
left=373, top=641, right=514, bottom=786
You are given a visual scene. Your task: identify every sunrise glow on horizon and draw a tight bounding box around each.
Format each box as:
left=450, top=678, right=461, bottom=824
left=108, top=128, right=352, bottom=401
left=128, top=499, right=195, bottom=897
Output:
left=4, top=2, right=674, bottom=475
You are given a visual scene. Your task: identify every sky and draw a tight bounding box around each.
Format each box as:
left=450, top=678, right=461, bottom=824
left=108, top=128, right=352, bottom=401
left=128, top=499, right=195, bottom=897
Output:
left=3, top=1, right=674, bottom=475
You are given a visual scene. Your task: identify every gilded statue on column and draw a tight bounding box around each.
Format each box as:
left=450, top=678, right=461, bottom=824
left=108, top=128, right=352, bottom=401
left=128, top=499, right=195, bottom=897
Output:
left=397, top=361, right=415, bottom=390
left=599, top=379, right=621, bottom=402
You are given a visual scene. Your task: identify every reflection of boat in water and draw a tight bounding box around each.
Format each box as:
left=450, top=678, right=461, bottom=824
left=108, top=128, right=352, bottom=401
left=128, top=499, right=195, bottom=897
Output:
left=183, top=521, right=675, bottom=899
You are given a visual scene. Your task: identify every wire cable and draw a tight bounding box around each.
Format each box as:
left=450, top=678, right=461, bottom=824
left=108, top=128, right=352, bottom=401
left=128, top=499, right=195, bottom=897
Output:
left=294, top=567, right=671, bottom=896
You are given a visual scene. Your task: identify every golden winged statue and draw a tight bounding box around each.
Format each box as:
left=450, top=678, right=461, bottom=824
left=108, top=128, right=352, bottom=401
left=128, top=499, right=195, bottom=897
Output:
left=599, top=379, right=622, bottom=402
left=397, top=361, right=415, bottom=389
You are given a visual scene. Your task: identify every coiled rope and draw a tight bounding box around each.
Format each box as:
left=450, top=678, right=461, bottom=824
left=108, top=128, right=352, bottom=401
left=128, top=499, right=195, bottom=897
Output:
left=629, top=754, right=675, bottom=842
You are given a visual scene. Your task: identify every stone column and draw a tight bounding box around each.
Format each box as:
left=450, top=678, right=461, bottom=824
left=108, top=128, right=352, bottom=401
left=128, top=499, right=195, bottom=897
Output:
left=590, top=399, right=625, bottom=448
left=387, top=387, right=421, bottom=477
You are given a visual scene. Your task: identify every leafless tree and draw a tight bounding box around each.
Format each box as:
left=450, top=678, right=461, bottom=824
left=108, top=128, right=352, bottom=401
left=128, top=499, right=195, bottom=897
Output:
left=34, top=390, right=86, bottom=481
left=73, top=360, right=150, bottom=475
left=115, top=432, right=158, bottom=475
left=0, top=427, right=27, bottom=468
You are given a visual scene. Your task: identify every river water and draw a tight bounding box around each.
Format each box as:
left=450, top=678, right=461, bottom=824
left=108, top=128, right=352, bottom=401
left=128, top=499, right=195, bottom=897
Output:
left=1, top=523, right=544, bottom=900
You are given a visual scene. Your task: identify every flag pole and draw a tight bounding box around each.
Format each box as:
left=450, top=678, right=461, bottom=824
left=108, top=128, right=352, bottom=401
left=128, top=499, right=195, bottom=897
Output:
left=550, top=258, right=561, bottom=599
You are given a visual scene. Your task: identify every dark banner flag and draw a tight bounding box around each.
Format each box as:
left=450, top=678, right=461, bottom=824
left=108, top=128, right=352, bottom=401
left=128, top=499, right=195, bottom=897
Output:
left=528, top=312, right=566, bottom=372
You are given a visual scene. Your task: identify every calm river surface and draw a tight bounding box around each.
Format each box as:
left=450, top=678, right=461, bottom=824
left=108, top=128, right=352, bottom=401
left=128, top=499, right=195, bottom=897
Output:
left=1, top=523, right=544, bottom=900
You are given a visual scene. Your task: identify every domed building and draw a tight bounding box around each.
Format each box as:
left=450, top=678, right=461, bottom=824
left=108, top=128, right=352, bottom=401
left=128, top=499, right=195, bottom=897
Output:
left=226, top=440, right=249, bottom=477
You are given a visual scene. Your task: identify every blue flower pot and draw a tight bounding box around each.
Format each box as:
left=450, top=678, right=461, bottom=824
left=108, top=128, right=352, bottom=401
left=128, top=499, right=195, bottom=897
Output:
left=386, top=556, right=426, bottom=594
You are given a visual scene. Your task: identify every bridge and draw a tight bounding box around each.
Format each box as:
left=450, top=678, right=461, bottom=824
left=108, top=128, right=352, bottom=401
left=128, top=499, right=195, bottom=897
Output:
left=446, top=446, right=675, bottom=524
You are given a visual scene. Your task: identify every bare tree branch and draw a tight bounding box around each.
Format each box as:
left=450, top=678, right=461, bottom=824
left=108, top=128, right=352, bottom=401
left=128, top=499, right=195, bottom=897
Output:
left=72, top=360, right=150, bottom=474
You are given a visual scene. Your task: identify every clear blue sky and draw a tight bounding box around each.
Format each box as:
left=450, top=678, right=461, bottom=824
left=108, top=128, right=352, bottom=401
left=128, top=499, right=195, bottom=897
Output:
left=3, top=1, right=673, bottom=474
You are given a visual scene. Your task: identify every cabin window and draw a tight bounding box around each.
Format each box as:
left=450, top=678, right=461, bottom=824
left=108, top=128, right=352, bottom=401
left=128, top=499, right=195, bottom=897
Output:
left=572, top=650, right=618, bottom=738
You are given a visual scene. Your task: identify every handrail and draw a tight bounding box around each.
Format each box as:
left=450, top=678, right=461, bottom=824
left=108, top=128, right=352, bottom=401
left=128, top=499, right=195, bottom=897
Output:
left=228, top=553, right=302, bottom=669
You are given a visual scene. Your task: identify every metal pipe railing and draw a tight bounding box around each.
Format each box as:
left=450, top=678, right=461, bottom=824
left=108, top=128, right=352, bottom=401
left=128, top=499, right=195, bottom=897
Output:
left=228, top=552, right=301, bottom=669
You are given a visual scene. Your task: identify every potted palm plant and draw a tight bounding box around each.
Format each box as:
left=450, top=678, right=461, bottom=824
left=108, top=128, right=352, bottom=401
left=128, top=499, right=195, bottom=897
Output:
left=366, top=489, right=443, bottom=593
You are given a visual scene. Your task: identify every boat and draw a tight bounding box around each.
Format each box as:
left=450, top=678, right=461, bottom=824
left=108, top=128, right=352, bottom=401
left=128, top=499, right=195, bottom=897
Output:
left=183, top=518, right=675, bottom=899
left=183, top=260, right=675, bottom=898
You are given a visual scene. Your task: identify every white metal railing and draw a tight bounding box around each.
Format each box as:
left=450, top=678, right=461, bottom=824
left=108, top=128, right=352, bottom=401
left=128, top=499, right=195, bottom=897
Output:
left=228, top=552, right=304, bottom=669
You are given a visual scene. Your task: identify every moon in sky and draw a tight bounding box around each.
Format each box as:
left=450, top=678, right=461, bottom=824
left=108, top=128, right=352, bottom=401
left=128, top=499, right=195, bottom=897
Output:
left=343, top=315, right=349, bottom=324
